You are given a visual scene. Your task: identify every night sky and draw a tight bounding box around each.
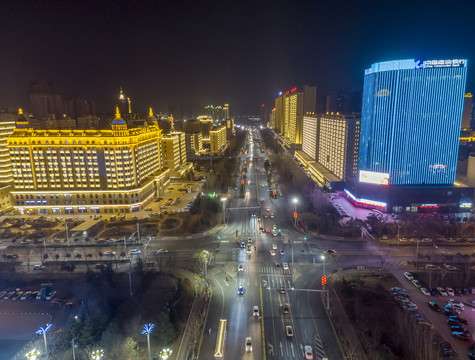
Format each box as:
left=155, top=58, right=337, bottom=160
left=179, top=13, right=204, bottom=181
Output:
left=1, top=0, right=475, bottom=114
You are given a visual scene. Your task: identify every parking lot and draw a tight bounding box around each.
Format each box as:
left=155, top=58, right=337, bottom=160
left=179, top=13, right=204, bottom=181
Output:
left=392, top=269, right=475, bottom=358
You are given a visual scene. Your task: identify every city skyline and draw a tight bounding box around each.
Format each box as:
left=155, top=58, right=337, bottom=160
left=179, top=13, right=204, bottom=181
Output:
left=1, top=0, right=475, bottom=114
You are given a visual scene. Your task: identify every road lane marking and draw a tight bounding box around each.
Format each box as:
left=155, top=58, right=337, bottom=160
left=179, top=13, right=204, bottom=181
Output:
left=260, top=284, right=267, bottom=360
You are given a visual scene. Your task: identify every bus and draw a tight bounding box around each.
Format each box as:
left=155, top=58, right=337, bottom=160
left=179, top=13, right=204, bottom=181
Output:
left=214, top=319, right=227, bottom=359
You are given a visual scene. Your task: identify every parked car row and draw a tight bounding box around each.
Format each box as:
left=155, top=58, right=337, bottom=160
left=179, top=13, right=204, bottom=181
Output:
left=390, top=287, right=433, bottom=329
left=0, top=289, right=56, bottom=301
left=404, top=271, right=471, bottom=297
left=431, top=298, right=472, bottom=342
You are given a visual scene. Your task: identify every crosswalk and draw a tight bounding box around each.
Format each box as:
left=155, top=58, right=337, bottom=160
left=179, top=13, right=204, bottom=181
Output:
left=238, top=264, right=292, bottom=274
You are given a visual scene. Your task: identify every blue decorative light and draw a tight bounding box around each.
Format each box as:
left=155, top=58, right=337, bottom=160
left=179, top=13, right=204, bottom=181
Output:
left=36, top=323, right=52, bottom=335
left=141, top=323, right=155, bottom=335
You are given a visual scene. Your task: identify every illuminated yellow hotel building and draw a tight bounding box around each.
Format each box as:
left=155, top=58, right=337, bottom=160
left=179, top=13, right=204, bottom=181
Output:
left=7, top=108, right=169, bottom=215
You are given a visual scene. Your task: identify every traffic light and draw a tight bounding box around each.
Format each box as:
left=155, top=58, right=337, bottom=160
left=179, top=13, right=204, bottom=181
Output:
left=321, top=276, right=327, bottom=286
left=278, top=229, right=281, bottom=233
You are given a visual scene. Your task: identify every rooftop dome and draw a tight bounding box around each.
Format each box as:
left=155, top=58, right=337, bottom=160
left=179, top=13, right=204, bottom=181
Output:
left=112, top=106, right=126, bottom=125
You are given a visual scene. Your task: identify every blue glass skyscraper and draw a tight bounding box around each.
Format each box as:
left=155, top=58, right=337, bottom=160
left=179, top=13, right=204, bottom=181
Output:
left=359, top=59, right=468, bottom=186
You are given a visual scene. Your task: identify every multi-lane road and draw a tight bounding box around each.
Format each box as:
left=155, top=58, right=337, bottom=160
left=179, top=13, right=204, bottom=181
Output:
left=199, top=130, right=344, bottom=360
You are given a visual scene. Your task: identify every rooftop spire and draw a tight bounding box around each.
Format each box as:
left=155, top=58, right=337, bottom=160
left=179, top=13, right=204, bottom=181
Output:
left=18, top=108, right=23, bottom=115
left=115, top=106, right=121, bottom=119
left=149, top=106, right=154, bottom=118
left=169, top=114, right=175, bottom=132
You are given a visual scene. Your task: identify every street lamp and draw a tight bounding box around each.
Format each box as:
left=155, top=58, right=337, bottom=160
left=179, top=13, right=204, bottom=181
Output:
left=35, top=323, right=52, bottom=360
left=141, top=323, right=155, bottom=360
left=221, top=197, right=227, bottom=223
left=25, top=349, right=40, bottom=360
left=91, top=349, right=104, bottom=360
left=159, top=348, right=173, bottom=359
left=292, top=198, right=298, bottom=226
left=320, top=255, right=326, bottom=289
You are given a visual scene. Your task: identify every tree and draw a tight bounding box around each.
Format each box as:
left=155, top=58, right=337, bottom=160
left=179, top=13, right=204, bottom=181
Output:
left=20, top=248, right=35, bottom=271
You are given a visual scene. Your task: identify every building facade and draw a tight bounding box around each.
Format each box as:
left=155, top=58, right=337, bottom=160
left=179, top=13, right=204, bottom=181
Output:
left=210, top=126, right=227, bottom=153
left=462, top=93, right=473, bottom=131
left=7, top=109, right=169, bottom=214
left=302, top=116, right=318, bottom=160
left=359, top=59, right=468, bottom=186
left=185, top=132, right=203, bottom=159
left=318, top=114, right=360, bottom=181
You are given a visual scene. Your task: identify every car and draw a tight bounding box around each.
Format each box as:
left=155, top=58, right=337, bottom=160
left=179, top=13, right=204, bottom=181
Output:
left=238, top=285, right=244, bottom=295
left=238, top=264, right=244, bottom=272
left=263, top=214, right=268, bottom=218
left=445, top=305, right=461, bottom=315
left=447, top=301, right=464, bottom=311
left=33, top=264, right=45, bottom=270
left=437, top=287, right=448, bottom=296
left=452, top=331, right=471, bottom=341
left=279, top=287, right=286, bottom=294
left=412, top=280, right=422, bottom=288
left=323, top=249, right=337, bottom=255
left=103, top=251, right=115, bottom=256
left=425, top=264, right=440, bottom=270
left=446, top=287, right=455, bottom=296
left=157, top=249, right=168, bottom=254
left=269, top=250, right=276, bottom=256
left=428, top=302, right=441, bottom=312
left=304, top=345, right=313, bottom=359
left=129, top=249, right=141, bottom=255
left=429, top=287, right=438, bottom=296
left=253, top=306, right=259, bottom=317
left=4, top=291, right=14, bottom=299
left=404, top=272, right=414, bottom=281
left=420, top=287, right=430, bottom=296
left=443, top=308, right=457, bottom=316
left=450, top=325, right=465, bottom=332
left=248, top=238, right=253, bottom=243
left=448, top=315, right=467, bottom=324
left=245, top=337, right=252, bottom=352
left=270, top=213, right=274, bottom=218
left=282, top=303, right=290, bottom=313
left=280, top=249, right=285, bottom=255
left=261, top=200, right=266, bottom=204
left=0, top=291, right=6, bottom=299
left=275, top=263, right=281, bottom=270
left=447, top=318, right=462, bottom=326
left=444, top=265, right=458, bottom=271
left=283, top=263, right=289, bottom=270
left=272, top=244, right=277, bottom=249
left=160, top=206, right=167, bottom=209
left=95, top=264, right=106, bottom=270
left=241, top=241, right=246, bottom=248
left=266, top=207, right=270, bottom=212
left=285, top=325, right=294, bottom=337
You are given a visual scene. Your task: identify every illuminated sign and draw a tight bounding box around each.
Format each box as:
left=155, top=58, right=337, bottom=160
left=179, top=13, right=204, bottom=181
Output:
left=423, top=59, right=467, bottom=68
left=429, top=164, right=447, bottom=172
left=420, top=204, right=439, bottom=208
left=376, top=89, right=390, bottom=97
left=344, top=189, right=387, bottom=208
left=460, top=202, right=472, bottom=208
left=359, top=170, right=389, bottom=186
left=290, top=87, right=297, bottom=93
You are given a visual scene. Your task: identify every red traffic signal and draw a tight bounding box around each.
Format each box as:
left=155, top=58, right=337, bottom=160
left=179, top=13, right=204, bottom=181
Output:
left=321, top=275, right=327, bottom=285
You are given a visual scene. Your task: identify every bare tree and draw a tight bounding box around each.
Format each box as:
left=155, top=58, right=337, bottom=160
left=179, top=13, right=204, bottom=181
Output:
left=19, top=247, right=35, bottom=271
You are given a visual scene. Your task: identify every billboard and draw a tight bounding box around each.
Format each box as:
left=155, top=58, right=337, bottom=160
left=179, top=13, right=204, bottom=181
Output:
left=359, top=170, right=389, bottom=186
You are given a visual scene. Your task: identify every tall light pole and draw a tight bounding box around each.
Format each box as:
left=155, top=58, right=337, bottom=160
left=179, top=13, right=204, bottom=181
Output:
left=91, top=349, right=104, bottom=360
left=320, top=255, right=326, bottom=290
left=25, top=349, right=40, bottom=360
left=35, top=323, right=52, bottom=360
left=159, top=348, right=173, bottom=359
left=292, top=198, right=298, bottom=226
left=221, top=198, right=227, bottom=224
left=141, top=323, right=156, bottom=360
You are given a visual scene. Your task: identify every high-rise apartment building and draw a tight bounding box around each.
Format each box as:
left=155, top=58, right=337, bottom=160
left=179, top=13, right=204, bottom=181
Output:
left=30, top=81, right=64, bottom=119
left=462, top=93, right=473, bottom=131
left=318, top=114, right=360, bottom=181
left=0, top=111, right=17, bottom=185
left=210, top=126, right=227, bottom=153
left=359, top=59, right=467, bottom=186
left=185, top=132, right=203, bottom=159
left=302, top=116, right=318, bottom=160
left=117, top=87, right=132, bottom=116
left=275, top=85, right=316, bottom=144
left=7, top=108, right=169, bottom=214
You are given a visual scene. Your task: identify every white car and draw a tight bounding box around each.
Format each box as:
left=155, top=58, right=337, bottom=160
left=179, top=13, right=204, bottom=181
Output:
left=253, top=306, right=259, bottom=317
left=404, top=272, right=414, bottom=281
left=283, top=263, right=289, bottom=270
left=412, top=280, right=421, bottom=288
left=420, top=287, right=430, bottom=296
left=304, top=345, right=314, bottom=359
left=238, top=264, right=244, bottom=272
left=269, top=250, right=276, bottom=256
left=448, top=299, right=464, bottom=310
left=245, top=337, right=252, bottom=352
left=272, top=244, right=277, bottom=249
left=129, top=249, right=141, bottom=255
left=104, top=251, right=115, bottom=256
left=446, top=287, right=455, bottom=296
left=437, top=287, right=448, bottom=296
